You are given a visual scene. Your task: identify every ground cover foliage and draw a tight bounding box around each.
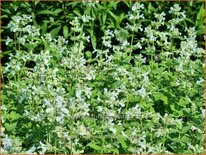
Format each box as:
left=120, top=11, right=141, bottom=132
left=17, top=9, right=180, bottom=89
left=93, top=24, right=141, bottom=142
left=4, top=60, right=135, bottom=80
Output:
left=1, top=1, right=205, bottom=154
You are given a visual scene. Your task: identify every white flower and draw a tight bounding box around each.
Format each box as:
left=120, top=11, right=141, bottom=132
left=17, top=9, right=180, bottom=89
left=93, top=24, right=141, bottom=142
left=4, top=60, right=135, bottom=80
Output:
left=142, top=57, right=146, bottom=63
left=82, top=15, right=87, bottom=22
left=190, top=125, right=198, bottom=131
left=76, top=87, right=82, bottom=99
left=119, top=100, right=125, bottom=107
left=2, top=137, right=12, bottom=151
left=125, top=105, right=141, bottom=119
left=78, top=125, right=89, bottom=136
left=8, top=22, right=18, bottom=32
left=18, top=35, right=27, bottom=45
left=84, top=87, right=92, bottom=99
left=97, top=106, right=103, bottom=112
left=46, top=107, right=54, bottom=113
left=82, top=15, right=94, bottom=23
left=15, top=63, right=21, bottom=71
left=201, top=108, right=205, bottom=117
left=121, top=40, right=129, bottom=48
left=61, top=107, right=69, bottom=114
left=132, top=3, right=144, bottom=11
left=5, top=36, right=13, bottom=45
left=196, top=78, right=204, bottom=84
left=142, top=72, right=149, bottom=83
left=138, top=87, right=146, bottom=98
left=25, top=146, right=36, bottom=154
left=169, top=4, right=181, bottom=14
left=121, top=131, right=127, bottom=138
left=85, top=35, right=90, bottom=42
left=109, top=126, right=117, bottom=134
left=135, top=42, right=142, bottom=49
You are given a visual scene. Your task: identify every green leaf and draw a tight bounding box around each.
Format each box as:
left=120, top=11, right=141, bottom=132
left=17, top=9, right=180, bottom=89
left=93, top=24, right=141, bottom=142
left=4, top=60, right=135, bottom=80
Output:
left=123, top=1, right=132, bottom=7
left=154, top=92, right=168, bottom=105
left=24, top=43, right=34, bottom=51
left=182, top=150, right=193, bottom=154
left=178, top=98, right=188, bottom=107
left=111, top=148, right=119, bottom=154
left=107, top=2, right=118, bottom=9
left=170, top=104, right=175, bottom=111
left=41, top=22, right=47, bottom=35
left=196, top=24, right=205, bottom=35
left=148, top=3, right=155, bottom=13
left=102, top=12, right=107, bottom=25
left=185, top=18, right=194, bottom=24
left=196, top=4, right=205, bottom=24
left=32, top=13, right=39, bottom=27
left=63, top=25, right=69, bottom=39
left=87, top=142, right=102, bottom=151
left=119, top=139, right=127, bottom=149
left=108, top=10, right=117, bottom=21
left=4, top=122, right=17, bottom=131
left=53, top=8, right=63, bottom=14
left=179, top=135, right=191, bottom=143
left=123, top=56, right=132, bottom=63
left=73, top=10, right=82, bottom=17
left=34, top=0, right=40, bottom=5
left=88, top=30, right=96, bottom=49
left=50, top=26, right=61, bottom=38
left=9, top=111, right=21, bottom=120
left=1, top=15, right=8, bottom=19
left=38, top=10, right=54, bottom=15
left=85, top=51, right=92, bottom=59
left=182, top=126, right=191, bottom=133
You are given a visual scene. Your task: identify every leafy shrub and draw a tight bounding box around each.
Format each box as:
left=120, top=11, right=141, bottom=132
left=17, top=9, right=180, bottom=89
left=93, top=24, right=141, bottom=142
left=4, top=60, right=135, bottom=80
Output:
left=1, top=1, right=205, bottom=154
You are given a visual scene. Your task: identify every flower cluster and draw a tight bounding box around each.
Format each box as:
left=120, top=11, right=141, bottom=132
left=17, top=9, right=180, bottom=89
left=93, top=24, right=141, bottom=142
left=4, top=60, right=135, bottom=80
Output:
left=2, top=2, right=204, bottom=154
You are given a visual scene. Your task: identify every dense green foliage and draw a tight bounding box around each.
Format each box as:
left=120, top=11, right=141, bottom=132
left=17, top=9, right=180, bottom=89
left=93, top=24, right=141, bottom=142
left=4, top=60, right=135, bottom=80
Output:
left=1, top=1, right=205, bottom=154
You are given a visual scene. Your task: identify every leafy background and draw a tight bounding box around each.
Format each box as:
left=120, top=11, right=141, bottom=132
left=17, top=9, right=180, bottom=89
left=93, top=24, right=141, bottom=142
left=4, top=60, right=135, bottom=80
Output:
left=1, top=1, right=205, bottom=154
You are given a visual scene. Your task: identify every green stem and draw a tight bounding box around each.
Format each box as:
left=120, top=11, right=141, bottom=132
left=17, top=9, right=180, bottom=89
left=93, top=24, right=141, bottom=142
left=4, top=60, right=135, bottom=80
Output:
left=129, top=34, right=134, bottom=57
left=14, top=33, right=17, bottom=49
left=18, top=31, right=22, bottom=51
left=54, top=138, right=57, bottom=155
left=70, top=110, right=74, bottom=155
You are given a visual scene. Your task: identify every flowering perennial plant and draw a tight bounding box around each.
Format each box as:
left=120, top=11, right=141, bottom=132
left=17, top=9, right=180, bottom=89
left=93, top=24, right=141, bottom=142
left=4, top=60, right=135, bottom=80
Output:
left=1, top=1, right=205, bottom=154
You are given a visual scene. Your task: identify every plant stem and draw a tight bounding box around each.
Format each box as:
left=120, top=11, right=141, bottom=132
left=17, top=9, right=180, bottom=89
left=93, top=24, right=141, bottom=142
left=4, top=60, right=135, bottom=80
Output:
left=129, top=34, right=134, bottom=57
